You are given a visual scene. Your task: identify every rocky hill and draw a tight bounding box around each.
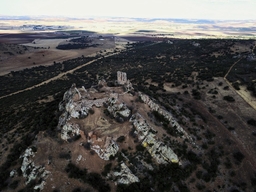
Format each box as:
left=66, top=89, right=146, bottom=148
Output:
left=10, top=71, right=195, bottom=191
left=3, top=39, right=256, bottom=192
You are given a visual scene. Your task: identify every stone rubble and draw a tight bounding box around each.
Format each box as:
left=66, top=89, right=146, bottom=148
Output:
left=76, top=155, right=83, bottom=164
left=10, top=170, right=16, bottom=177
left=34, top=181, right=46, bottom=191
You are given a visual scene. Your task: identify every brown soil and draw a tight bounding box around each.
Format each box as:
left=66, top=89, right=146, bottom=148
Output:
left=0, top=37, right=116, bottom=76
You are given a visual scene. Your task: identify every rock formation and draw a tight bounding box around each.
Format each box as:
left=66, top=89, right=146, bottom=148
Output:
left=130, top=113, right=179, bottom=164
left=91, top=137, right=119, bottom=160
left=54, top=71, right=186, bottom=187
left=19, top=147, right=50, bottom=191
left=61, top=123, right=81, bottom=141
left=139, top=92, right=192, bottom=141
left=112, top=163, right=140, bottom=184
left=117, top=71, right=133, bottom=92
left=107, top=93, right=131, bottom=119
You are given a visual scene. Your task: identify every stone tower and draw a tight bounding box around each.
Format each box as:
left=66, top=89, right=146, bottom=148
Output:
left=117, top=71, right=127, bottom=85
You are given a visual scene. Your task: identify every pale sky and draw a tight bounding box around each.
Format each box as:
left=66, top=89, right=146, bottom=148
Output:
left=1, top=0, right=256, bottom=20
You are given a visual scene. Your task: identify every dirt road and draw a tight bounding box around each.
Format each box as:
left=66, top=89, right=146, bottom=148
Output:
left=0, top=51, right=118, bottom=100
left=0, top=42, right=159, bottom=100
left=224, top=58, right=256, bottom=110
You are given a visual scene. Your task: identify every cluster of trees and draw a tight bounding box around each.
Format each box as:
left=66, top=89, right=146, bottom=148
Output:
left=65, top=163, right=110, bottom=192
left=56, top=37, right=97, bottom=50
left=56, top=43, right=97, bottom=50
left=1, top=39, right=255, bottom=191
left=0, top=56, right=95, bottom=97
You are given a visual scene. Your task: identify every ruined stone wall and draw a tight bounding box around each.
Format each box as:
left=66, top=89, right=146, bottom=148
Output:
left=117, top=71, right=127, bottom=85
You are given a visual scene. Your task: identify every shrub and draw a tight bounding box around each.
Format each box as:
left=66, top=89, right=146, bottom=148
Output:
left=223, top=95, right=235, bottom=102
left=102, top=163, right=112, bottom=176
left=89, top=108, right=94, bottom=114
left=247, top=119, right=256, bottom=127
left=223, top=86, right=229, bottom=90
left=233, top=151, right=245, bottom=163
left=116, top=136, right=125, bottom=143
left=59, top=152, right=71, bottom=160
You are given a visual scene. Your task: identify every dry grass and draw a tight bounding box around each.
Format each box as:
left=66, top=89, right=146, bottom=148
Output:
left=0, top=38, right=117, bottom=75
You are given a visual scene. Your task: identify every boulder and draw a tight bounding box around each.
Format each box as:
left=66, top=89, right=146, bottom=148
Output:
left=113, top=163, right=139, bottom=185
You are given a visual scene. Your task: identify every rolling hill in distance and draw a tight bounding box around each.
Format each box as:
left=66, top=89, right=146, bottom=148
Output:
left=1, top=13, right=256, bottom=192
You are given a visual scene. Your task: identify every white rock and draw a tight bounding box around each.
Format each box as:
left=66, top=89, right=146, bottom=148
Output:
left=10, top=170, right=16, bottom=177
left=91, top=137, right=119, bottom=160
left=19, top=147, right=50, bottom=190
left=34, top=181, right=46, bottom=191
left=113, top=163, right=139, bottom=184
left=76, top=155, right=82, bottom=163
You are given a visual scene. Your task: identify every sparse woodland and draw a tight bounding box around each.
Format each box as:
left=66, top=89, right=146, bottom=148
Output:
left=1, top=39, right=256, bottom=191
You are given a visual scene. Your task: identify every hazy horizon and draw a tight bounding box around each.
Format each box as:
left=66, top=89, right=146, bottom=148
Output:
left=1, top=0, right=256, bottom=21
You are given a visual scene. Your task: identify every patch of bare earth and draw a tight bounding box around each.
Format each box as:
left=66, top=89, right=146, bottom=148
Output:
left=0, top=37, right=116, bottom=76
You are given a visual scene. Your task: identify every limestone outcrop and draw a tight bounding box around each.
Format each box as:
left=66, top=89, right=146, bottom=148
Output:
left=58, top=85, right=108, bottom=141
left=19, top=148, right=50, bottom=191
left=107, top=93, right=131, bottom=119
left=61, top=123, right=81, bottom=141
left=113, top=163, right=140, bottom=185
left=91, top=137, right=119, bottom=160
left=130, top=113, right=179, bottom=164
left=139, top=92, right=192, bottom=141
left=57, top=71, right=183, bottom=167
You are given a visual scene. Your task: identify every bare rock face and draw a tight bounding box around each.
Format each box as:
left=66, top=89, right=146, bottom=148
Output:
left=58, top=85, right=108, bottom=141
left=117, top=71, right=133, bottom=92
left=57, top=72, right=182, bottom=165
